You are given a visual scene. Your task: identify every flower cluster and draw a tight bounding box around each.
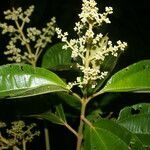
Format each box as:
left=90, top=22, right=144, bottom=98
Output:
left=56, top=0, right=127, bottom=89
left=4, top=6, right=34, bottom=22
left=7, top=121, right=40, bottom=142
left=79, top=0, right=113, bottom=26
left=0, top=120, right=40, bottom=149
left=0, top=6, right=56, bottom=67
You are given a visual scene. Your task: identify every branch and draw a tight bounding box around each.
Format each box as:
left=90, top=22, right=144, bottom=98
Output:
left=64, top=123, right=78, bottom=138
left=81, top=116, right=95, bottom=129
left=87, top=90, right=104, bottom=103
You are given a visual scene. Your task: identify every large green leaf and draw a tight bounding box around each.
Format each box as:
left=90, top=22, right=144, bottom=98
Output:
left=41, top=43, right=72, bottom=70
left=102, top=60, right=150, bottom=93
left=117, top=103, right=150, bottom=149
left=84, top=119, right=144, bottom=150
left=0, top=64, right=68, bottom=98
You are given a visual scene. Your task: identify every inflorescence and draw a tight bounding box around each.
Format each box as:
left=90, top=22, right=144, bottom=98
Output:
left=0, top=6, right=56, bottom=67
left=56, top=0, right=127, bottom=89
left=0, top=120, right=40, bottom=149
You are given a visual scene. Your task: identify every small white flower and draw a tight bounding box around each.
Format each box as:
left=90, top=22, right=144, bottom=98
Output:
left=77, top=77, right=81, bottom=82
left=62, top=45, right=68, bottom=50
left=0, top=6, right=55, bottom=64
left=56, top=0, right=127, bottom=89
left=91, top=84, right=96, bottom=89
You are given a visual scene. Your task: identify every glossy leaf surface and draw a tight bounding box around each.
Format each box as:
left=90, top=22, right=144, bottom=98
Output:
left=102, top=60, right=150, bottom=93
left=0, top=64, right=67, bottom=98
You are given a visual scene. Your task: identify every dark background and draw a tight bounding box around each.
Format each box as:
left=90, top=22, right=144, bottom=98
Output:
left=0, top=0, right=150, bottom=66
left=0, top=0, right=150, bottom=149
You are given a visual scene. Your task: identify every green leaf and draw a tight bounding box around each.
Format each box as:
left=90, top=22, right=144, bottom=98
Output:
left=33, top=112, right=64, bottom=125
left=84, top=119, right=144, bottom=150
left=102, top=60, right=150, bottom=93
left=41, top=43, right=72, bottom=70
left=0, top=64, right=68, bottom=98
left=55, top=104, right=66, bottom=122
left=117, top=103, right=150, bottom=149
left=32, top=104, right=66, bottom=125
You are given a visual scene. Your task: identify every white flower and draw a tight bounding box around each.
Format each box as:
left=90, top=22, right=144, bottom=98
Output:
left=105, top=7, right=113, bottom=14
left=0, top=6, right=55, bottom=65
left=56, top=0, right=127, bottom=89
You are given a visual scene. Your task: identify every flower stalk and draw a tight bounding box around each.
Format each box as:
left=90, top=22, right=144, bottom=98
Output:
left=76, top=97, right=87, bottom=150
left=56, top=0, right=128, bottom=149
